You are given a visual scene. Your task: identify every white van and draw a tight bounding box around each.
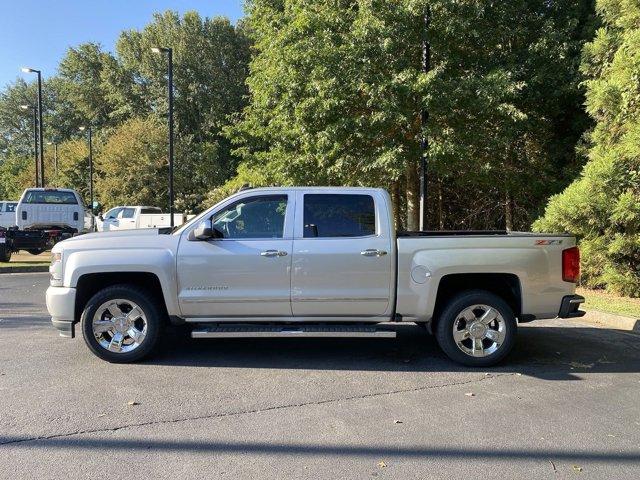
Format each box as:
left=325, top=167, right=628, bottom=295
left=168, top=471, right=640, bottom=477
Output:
left=0, top=201, right=18, bottom=229
left=16, top=188, right=95, bottom=234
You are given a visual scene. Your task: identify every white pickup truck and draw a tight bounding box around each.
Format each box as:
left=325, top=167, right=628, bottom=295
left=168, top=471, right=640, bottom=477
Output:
left=46, top=187, right=584, bottom=366
left=96, top=206, right=190, bottom=232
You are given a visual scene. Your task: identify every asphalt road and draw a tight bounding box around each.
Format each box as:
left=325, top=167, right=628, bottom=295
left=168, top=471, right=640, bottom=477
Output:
left=1, top=273, right=639, bottom=479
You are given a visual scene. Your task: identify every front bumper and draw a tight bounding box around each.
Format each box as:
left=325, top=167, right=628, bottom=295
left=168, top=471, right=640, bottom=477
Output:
left=558, top=294, right=586, bottom=318
left=46, top=286, right=77, bottom=338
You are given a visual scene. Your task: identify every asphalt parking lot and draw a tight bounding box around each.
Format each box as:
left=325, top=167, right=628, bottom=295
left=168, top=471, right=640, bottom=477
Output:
left=1, top=272, right=639, bottom=479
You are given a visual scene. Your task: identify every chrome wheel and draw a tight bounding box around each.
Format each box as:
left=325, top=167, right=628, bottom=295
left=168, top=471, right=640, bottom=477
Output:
left=452, top=304, right=506, bottom=358
left=92, top=299, right=148, bottom=353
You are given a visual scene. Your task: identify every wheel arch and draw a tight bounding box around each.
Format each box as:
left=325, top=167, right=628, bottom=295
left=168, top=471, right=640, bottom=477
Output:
left=430, top=273, right=522, bottom=333
left=74, top=272, right=169, bottom=324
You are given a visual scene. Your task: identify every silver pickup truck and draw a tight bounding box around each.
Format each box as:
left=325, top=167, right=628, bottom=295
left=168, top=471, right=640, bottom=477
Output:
left=46, top=187, right=584, bottom=366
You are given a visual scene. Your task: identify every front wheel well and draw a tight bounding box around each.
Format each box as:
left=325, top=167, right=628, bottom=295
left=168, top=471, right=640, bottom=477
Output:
left=431, top=273, right=522, bottom=332
left=74, top=272, right=168, bottom=323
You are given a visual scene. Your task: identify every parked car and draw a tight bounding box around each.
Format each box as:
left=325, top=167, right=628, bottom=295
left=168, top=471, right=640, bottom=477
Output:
left=96, top=206, right=190, bottom=231
left=0, top=188, right=95, bottom=261
left=0, top=200, right=17, bottom=229
left=45, top=187, right=584, bottom=366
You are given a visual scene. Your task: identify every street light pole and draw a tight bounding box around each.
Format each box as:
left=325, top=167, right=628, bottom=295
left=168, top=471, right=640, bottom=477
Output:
left=151, top=46, right=175, bottom=228
left=47, top=141, right=58, bottom=186
left=21, top=104, right=39, bottom=187
left=79, top=126, right=93, bottom=211
left=21, top=67, right=44, bottom=187
left=419, top=7, right=431, bottom=231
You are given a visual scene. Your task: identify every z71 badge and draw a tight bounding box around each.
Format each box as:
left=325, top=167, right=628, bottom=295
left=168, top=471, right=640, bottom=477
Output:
left=535, top=239, right=563, bottom=245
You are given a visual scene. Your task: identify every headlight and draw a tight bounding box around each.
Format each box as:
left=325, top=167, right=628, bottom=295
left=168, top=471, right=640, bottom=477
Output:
left=50, top=251, right=63, bottom=286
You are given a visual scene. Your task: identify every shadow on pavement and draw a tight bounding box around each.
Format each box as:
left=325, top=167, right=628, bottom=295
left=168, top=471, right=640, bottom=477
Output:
left=0, top=436, right=639, bottom=463
left=139, top=323, right=640, bottom=380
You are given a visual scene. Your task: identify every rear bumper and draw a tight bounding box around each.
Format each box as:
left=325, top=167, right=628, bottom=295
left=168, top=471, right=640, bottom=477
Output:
left=558, top=294, right=586, bottom=318
left=46, top=286, right=76, bottom=338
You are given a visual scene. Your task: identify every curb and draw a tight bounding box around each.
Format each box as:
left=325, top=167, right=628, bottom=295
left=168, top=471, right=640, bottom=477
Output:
left=0, top=265, right=49, bottom=274
left=581, top=309, right=640, bottom=332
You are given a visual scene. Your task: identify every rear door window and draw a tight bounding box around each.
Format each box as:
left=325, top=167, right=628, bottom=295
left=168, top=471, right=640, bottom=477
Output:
left=5, top=202, right=17, bottom=213
left=303, top=194, right=375, bottom=238
left=120, top=208, right=136, bottom=219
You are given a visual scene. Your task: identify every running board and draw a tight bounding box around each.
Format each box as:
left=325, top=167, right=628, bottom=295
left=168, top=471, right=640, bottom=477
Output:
left=191, top=324, right=397, bottom=339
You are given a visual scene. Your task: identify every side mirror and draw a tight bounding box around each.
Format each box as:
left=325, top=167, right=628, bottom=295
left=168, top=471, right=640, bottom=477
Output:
left=98, top=215, right=103, bottom=221
left=189, top=219, right=223, bottom=241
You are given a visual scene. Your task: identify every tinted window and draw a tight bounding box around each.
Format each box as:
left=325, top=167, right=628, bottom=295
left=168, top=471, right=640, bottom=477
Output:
left=121, top=208, right=136, bottom=219
left=141, top=207, right=162, bottom=214
left=23, top=190, right=77, bottom=205
left=5, top=203, right=17, bottom=213
left=212, top=195, right=287, bottom=239
left=304, top=194, right=375, bottom=238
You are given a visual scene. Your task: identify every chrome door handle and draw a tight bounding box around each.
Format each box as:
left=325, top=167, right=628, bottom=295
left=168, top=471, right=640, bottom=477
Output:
left=361, top=249, right=387, bottom=257
left=260, top=250, right=288, bottom=257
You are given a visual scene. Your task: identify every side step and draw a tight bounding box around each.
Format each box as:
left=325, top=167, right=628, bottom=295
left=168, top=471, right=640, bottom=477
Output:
left=191, top=324, right=397, bottom=339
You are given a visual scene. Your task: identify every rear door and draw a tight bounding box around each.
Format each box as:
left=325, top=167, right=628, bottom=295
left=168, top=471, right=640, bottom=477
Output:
left=177, top=192, right=294, bottom=318
left=291, top=192, right=393, bottom=317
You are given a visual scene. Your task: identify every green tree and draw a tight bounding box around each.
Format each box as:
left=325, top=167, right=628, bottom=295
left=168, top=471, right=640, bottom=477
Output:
left=95, top=116, right=169, bottom=209
left=227, top=0, right=594, bottom=230
left=534, top=0, right=640, bottom=296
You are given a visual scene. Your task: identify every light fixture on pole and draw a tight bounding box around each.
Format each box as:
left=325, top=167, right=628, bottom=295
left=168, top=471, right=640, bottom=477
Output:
left=21, top=67, right=45, bottom=187
left=20, top=104, right=39, bottom=187
left=151, top=46, right=175, bottom=228
left=79, top=126, right=93, bottom=212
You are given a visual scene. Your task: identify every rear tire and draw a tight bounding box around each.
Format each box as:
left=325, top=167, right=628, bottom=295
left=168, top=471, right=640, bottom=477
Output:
left=435, top=290, right=517, bottom=367
left=81, top=285, right=163, bottom=363
left=0, top=245, right=11, bottom=262
left=27, top=248, right=45, bottom=255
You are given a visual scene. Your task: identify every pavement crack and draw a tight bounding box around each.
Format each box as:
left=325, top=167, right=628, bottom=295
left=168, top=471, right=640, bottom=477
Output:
left=0, top=372, right=511, bottom=447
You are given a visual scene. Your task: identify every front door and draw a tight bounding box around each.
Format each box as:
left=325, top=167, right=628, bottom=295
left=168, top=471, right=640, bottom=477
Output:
left=291, top=192, right=393, bottom=317
left=177, top=193, right=294, bottom=318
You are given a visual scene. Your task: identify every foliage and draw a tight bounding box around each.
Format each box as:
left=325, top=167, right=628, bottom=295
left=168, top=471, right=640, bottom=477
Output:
left=534, top=0, right=640, bottom=296
left=227, top=0, right=595, bottom=230
left=96, top=117, right=168, bottom=208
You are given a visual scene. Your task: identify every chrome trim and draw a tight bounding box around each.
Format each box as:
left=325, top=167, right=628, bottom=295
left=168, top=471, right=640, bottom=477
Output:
left=181, top=297, right=290, bottom=304
left=292, top=297, right=389, bottom=302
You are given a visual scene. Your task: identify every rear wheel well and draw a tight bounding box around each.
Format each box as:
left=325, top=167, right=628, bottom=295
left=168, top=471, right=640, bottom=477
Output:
left=74, top=272, right=168, bottom=323
left=431, top=273, right=522, bottom=331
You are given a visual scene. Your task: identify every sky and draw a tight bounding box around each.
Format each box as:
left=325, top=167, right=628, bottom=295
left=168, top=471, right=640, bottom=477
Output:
left=0, top=0, right=244, bottom=88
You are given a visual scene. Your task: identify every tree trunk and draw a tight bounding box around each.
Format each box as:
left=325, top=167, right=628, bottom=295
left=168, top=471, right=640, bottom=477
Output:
left=505, top=190, right=513, bottom=231
left=437, top=177, right=444, bottom=230
left=406, top=163, right=420, bottom=231
left=391, top=180, right=403, bottom=231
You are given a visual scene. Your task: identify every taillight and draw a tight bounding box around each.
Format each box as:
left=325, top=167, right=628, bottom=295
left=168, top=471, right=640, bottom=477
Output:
left=562, top=246, right=580, bottom=283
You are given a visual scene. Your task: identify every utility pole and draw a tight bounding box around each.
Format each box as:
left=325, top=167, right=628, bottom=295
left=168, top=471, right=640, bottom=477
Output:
left=79, top=126, right=93, bottom=211
left=151, top=46, right=175, bottom=228
left=419, top=7, right=431, bottom=231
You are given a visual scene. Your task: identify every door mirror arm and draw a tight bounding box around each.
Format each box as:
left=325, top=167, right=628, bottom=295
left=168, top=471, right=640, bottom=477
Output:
left=189, top=219, right=223, bottom=241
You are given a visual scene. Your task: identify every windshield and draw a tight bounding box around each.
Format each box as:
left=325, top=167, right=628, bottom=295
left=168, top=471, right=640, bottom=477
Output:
left=23, top=190, right=77, bottom=205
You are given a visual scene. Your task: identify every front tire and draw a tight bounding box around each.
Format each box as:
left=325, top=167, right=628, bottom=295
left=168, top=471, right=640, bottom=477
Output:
left=0, top=245, right=11, bottom=262
left=81, top=285, right=163, bottom=363
left=435, top=290, right=517, bottom=367
left=27, top=248, right=45, bottom=255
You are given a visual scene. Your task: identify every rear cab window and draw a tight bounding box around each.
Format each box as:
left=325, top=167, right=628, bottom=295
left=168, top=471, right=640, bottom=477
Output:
left=5, top=203, right=17, bottom=213
left=23, top=190, right=78, bottom=205
left=303, top=194, right=376, bottom=238
left=141, top=207, right=162, bottom=214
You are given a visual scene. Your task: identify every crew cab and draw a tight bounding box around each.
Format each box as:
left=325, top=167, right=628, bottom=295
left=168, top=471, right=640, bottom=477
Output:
left=96, top=206, right=190, bottom=232
left=45, top=187, right=584, bottom=366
